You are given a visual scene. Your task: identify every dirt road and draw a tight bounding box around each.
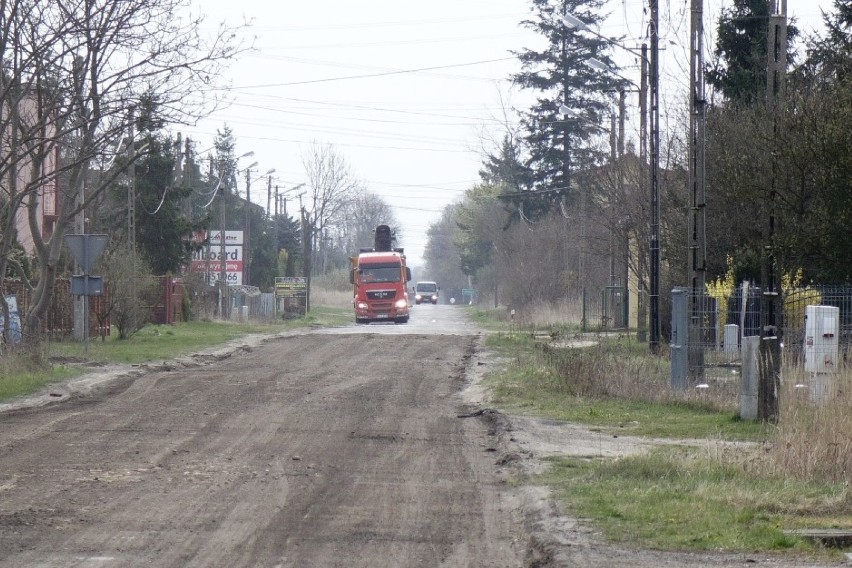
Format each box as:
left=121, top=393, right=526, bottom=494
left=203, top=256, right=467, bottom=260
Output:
left=0, top=305, right=842, bottom=567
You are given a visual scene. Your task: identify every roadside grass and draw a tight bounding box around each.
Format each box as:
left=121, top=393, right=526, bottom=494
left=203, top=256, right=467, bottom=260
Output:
left=540, top=448, right=849, bottom=556
left=466, top=306, right=584, bottom=335
left=477, top=316, right=852, bottom=557
left=0, top=344, right=79, bottom=401
left=484, top=331, right=768, bottom=441
left=465, top=307, right=509, bottom=331
left=0, top=305, right=350, bottom=403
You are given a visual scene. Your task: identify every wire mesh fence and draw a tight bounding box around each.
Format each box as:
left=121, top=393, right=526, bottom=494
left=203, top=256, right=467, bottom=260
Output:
left=672, top=285, right=852, bottom=384
left=579, top=285, right=630, bottom=332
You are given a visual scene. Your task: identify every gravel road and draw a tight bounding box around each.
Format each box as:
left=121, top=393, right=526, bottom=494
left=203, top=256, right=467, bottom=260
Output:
left=0, top=305, right=843, bottom=567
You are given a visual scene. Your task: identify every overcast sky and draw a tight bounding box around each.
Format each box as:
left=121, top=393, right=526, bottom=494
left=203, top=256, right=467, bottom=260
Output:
left=182, top=0, right=832, bottom=267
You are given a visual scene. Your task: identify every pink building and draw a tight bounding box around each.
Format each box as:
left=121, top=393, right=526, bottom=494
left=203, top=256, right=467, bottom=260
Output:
left=13, top=144, right=60, bottom=256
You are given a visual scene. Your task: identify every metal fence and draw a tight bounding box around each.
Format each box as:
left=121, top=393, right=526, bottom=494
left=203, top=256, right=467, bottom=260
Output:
left=671, top=285, right=852, bottom=384
left=580, top=285, right=629, bottom=332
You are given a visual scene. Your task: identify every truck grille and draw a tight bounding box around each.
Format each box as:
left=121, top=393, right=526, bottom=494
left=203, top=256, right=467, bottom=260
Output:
left=367, top=290, right=397, bottom=300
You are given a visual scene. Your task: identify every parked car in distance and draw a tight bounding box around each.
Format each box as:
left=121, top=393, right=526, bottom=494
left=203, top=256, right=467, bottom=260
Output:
left=414, top=281, right=439, bottom=305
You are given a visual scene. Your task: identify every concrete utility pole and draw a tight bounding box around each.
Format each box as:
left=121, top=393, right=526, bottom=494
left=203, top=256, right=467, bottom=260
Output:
left=759, top=0, right=787, bottom=423
left=649, top=0, right=661, bottom=353
left=218, top=156, right=228, bottom=318
left=637, top=43, right=649, bottom=343
left=128, top=107, right=137, bottom=331
left=688, top=0, right=707, bottom=382
left=244, top=168, right=251, bottom=286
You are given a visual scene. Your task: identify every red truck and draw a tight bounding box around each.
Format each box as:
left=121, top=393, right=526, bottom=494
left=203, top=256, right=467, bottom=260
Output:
left=350, top=225, right=411, bottom=324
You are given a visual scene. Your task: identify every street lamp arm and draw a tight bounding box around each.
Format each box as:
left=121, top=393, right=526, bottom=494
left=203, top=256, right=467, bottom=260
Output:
left=558, top=14, right=645, bottom=60
left=588, top=57, right=641, bottom=90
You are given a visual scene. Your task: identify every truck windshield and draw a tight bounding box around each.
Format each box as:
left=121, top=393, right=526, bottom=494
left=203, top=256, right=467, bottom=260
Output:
left=416, top=283, right=437, bottom=293
left=359, top=263, right=402, bottom=283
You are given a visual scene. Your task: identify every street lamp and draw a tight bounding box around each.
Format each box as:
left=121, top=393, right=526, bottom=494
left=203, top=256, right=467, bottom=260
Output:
left=560, top=8, right=660, bottom=351
left=277, top=182, right=306, bottom=219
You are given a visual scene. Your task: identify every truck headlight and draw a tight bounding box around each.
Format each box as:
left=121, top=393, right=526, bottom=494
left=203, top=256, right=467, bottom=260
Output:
left=395, top=299, right=408, bottom=309
left=357, top=302, right=369, bottom=310
left=415, top=294, right=422, bottom=301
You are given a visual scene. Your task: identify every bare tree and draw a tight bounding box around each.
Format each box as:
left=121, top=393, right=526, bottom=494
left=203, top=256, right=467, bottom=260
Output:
left=344, top=188, right=397, bottom=252
left=0, top=0, right=246, bottom=340
left=300, top=142, right=362, bottom=309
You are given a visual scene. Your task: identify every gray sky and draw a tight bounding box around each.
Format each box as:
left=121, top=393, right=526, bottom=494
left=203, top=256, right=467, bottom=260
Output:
left=183, top=0, right=832, bottom=267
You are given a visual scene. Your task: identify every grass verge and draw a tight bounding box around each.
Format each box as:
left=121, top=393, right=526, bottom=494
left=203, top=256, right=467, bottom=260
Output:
left=540, top=449, right=850, bottom=556
left=478, top=322, right=852, bottom=558
left=483, top=331, right=768, bottom=441
left=0, top=306, right=350, bottom=403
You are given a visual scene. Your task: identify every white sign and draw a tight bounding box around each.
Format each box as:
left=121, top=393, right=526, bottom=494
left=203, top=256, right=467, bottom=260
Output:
left=192, top=246, right=243, bottom=262
left=206, top=230, right=244, bottom=246
left=206, top=271, right=242, bottom=286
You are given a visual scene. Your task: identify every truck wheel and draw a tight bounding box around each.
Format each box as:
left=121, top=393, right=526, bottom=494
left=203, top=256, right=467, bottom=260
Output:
left=395, top=316, right=409, bottom=324
left=355, top=317, right=367, bottom=324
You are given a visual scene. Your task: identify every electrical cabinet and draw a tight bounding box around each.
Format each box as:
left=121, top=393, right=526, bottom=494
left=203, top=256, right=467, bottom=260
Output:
left=803, top=305, right=839, bottom=374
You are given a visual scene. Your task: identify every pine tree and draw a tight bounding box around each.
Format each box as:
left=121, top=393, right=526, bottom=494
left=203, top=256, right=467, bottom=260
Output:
left=707, top=0, right=798, bottom=106
left=511, top=0, right=621, bottom=217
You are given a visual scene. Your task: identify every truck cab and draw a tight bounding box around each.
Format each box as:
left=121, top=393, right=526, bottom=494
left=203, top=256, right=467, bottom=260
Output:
left=351, top=251, right=411, bottom=324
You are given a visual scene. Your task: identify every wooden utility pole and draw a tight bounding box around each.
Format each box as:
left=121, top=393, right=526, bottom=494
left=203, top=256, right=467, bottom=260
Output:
left=759, top=0, right=787, bottom=422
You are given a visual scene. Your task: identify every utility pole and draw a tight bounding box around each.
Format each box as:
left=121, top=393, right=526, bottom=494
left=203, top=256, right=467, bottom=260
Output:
left=649, top=0, right=661, bottom=353
left=760, top=0, right=787, bottom=422
left=637, top=43, right=649, bottom=343
left=244, top=168, right=251, bottom=286
left=300, top=198, right=312, bottom=314
left=688, top=0, right=707, bottom=382
left=218, top=156, right=228, bottom=318
left=128, top=106, right=137, bottom=331
left=273, top=184, right=280, bottom=275
left=206, top=156, right=213, bottom=286
left=618, top=89, right=629, bottom=329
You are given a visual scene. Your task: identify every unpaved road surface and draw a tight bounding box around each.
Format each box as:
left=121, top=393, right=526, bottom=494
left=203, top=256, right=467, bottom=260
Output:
left=0, top=305, right=843, bottom=567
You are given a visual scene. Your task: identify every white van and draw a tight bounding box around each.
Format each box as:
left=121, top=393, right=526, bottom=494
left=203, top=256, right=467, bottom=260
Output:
left=414, top=281, right=439, bottom=305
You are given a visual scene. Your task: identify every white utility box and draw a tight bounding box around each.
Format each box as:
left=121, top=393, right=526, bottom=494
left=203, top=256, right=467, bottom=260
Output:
left=803, top=305, right=840, bottom=374
left=724, top=324, right=739, bottom=355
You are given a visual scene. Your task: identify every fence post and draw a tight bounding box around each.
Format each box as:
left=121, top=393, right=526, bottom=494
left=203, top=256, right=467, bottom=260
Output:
left=671, top=287, right=689, bottom=390
left=740, top=336, right=759, bottom=420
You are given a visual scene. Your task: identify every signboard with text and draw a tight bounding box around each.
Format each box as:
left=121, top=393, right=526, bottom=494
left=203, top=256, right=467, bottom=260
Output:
left=206, top=271, right=242, bottom=286
left=193, top=230, right=244, bottom=246
left=275, top=277, right=307, bottom=298
left=190, top=245, right=243, bottom=286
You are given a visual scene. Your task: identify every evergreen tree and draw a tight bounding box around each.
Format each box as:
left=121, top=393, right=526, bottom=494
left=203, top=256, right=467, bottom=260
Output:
left=800, top=0, right=852, bottom=83
left=94, top=96, right=208, bottom=275
left=133, top=98, right=208, bottom=274
left=707, top=0, right=798, bottom=105
left=478, top=134, right=531, bottom=193
left=511, top=0, right=621, bottom=217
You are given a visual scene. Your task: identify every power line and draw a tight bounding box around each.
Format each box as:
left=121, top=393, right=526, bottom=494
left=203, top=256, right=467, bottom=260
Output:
left=231, top=57, right=516, bottom=89
left=229, top=102, right=502, bottom=126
